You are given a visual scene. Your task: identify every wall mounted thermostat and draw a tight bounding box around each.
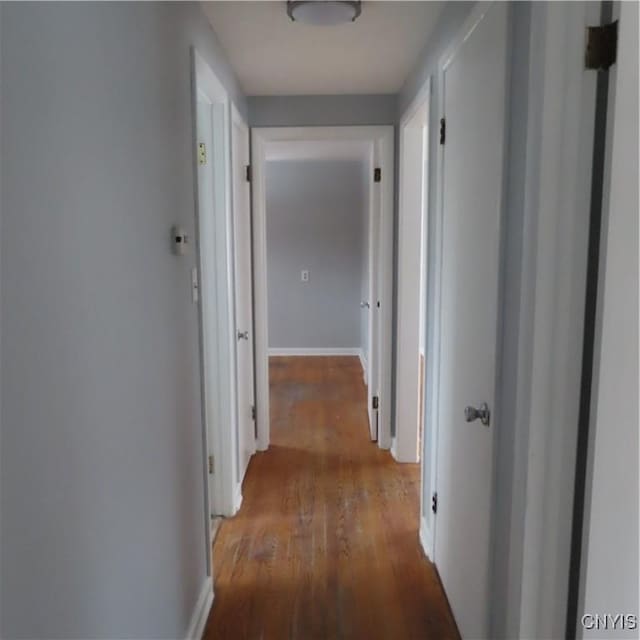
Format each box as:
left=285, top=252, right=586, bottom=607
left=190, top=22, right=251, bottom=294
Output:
left=171, top=225, right=188, bottom=256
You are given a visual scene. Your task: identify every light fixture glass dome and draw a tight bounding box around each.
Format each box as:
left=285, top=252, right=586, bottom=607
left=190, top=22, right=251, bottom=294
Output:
left=287, top=1, right=362, bottom=26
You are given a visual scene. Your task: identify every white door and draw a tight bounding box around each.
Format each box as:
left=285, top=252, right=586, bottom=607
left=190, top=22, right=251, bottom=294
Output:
left=434, top=4, right=507, bottom=637
left=232, top=109, right=255, bottom=483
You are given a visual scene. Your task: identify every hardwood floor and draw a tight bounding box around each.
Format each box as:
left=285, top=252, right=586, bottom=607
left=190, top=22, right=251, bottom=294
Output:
left=203, top=356, right=459, bottom=639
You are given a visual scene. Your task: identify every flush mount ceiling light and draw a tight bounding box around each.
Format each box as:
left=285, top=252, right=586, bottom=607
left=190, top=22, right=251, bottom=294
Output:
left=286, top=1, right=362, bottom=26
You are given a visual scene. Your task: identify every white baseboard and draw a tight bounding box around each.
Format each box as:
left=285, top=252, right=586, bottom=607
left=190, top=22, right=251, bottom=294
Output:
left=419, top=515, right=434, bottom=561
left=390, top=438, right=399, bottom=461
left=185, top=577, right=213, bottom=640
left=358, top=349, right=368, bottom=385
left=268, top=347, right=361, bottom=357
left=233, top=482, right=243, bottom=514
left=390, top=437, right=420, bottom=464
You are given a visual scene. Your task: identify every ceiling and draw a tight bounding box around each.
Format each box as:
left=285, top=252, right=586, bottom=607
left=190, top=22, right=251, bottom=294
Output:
left=201, top=1, right=445, bottom=96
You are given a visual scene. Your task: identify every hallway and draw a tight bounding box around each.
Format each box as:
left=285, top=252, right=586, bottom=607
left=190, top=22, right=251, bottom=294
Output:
left=204, top=356, right=459, bottom=639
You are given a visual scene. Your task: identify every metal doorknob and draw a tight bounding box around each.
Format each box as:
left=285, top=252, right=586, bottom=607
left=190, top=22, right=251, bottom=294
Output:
left=464, top=402, right=490, bottom=426
left=237, top=330, right=249, bottom=341
left=360, top=301, right=370, bottom=309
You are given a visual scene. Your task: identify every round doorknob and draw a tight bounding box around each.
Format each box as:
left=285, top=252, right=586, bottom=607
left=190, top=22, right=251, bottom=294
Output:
left=360, top=301, right=370, bottom=308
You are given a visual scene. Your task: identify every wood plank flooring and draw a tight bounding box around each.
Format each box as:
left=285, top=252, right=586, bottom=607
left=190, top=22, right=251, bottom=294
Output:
left=203, top=356, right=459, bottom=639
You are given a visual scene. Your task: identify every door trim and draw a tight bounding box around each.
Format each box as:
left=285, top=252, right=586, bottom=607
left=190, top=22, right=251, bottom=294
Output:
left=508, top=3, right=600, bottom=638
left=230, top=102, right=254, bottom=506
left=395, top=78, right=430, bottom=465
left=251, top=126, right=395, bottom=451
left=191, top=49, right=240, bottom=562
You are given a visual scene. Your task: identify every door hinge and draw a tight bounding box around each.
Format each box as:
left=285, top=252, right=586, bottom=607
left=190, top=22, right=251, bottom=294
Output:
left=374, top=167, right=382, bottom=183
left=208, top=454, right=214, bottom=475
left=251, top=405, right=256, bottom=421
left=439, top=118, right=446, bottom=145
left=372, top=395, right=379, bottom=410
left=198, top=142, right=207, bottom=165
left=245, top=164, right=252, bottom=182
left=432, top=492, right=438, bottom=514
left=585, top=21, right=618, bottom=70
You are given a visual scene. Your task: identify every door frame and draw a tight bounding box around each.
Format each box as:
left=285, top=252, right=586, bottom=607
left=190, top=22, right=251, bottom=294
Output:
left=191, top=49, right=240, bottom=554
left=230, top=103, right=255, bottom=510
left=251, top=126, right=395, bottom=451
left=395, top=79, right=431, bottom=464
left=506, top=3, right=600, bottom=638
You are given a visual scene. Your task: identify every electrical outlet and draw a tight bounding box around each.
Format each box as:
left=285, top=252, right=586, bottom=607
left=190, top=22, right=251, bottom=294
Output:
left=301, top=270, right=309, bottom=282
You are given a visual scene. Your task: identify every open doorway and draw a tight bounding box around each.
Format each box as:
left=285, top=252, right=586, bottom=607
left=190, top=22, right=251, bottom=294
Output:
left=251, top=127, right=394, bottom=451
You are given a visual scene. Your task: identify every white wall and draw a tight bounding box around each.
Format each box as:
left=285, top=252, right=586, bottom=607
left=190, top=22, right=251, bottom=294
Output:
left=581, top=2, right=639, bottom=636
left=0, top=3, right=244, bottom=638
left=266, top=159, right=366, bottom=351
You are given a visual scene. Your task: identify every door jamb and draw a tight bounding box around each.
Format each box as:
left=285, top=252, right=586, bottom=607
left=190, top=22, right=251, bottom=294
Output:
left=505, top=3, right=600, bottom=638
left=191, top=49, right=239, bottom=560
left=395, top=78, right=431, bottom=466
left=230, top=102, right=254, bottom=511
left=250, top=126, right=395, bottom=451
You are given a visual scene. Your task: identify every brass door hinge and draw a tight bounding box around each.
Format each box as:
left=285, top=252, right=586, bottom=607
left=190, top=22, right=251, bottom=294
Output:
left=585, top=21, right=618, bottom=70
left=198, top=142, right=207, bottom=165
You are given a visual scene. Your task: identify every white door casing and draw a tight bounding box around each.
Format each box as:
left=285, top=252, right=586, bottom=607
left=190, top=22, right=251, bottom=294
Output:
left=395, top=84, right=430, bottom=464
left=251, top=126, right=394, bottom=451
left=231, top=106, right=255, bottom=496
left=433, top=3, right=508, bottom=638
left=195, top=96, right=218, bottom=527
left=192, top=50, right=239, bottom=543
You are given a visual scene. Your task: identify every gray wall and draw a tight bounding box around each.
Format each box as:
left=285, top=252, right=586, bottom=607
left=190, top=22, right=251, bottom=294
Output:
left=249, top=94, right=397, bottom=127
left=266, top=159, right=366, bottom=350
left=0, top=2, right=244, bottom=638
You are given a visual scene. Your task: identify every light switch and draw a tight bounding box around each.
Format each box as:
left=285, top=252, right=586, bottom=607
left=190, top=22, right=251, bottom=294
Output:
left=301, top=270, right=309, bottom=282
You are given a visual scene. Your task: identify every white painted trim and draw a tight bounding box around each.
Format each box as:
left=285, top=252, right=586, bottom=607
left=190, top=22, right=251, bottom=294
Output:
left=252, top=126, right=395, bottom=453
left=511, top=4, right=600, bottom=638
left=419, top=515, right=434, bottom=562
left=233, top=482, right=243, bottom=514
left=390, top=438, right=399, bottom=462
left=268, top=347, right=361, bottom=357
left=230, top=101, right=256, bottom=501
left=375, top=129, right=395, bottom=451
left=358, top=349, right=368, bottom=385
left=184, top=577, right=213, bottom=640
left=395, top=77, right=430, bottom=465
left=192, top=48, right=238, bottom=533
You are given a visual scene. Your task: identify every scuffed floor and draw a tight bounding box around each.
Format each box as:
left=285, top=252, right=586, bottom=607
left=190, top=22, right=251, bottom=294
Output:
left=203, top=356, right=459, bottom=640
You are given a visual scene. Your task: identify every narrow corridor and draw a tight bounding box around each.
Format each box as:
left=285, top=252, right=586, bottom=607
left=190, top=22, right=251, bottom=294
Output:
left=204, top=357, right=459, bottom=639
